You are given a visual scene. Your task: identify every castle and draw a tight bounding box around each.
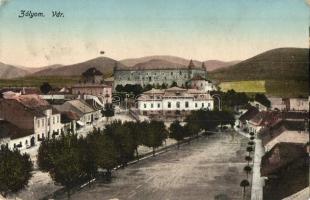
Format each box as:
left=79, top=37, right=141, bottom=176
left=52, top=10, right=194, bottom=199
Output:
left=113, top=60, right=207, bottom=88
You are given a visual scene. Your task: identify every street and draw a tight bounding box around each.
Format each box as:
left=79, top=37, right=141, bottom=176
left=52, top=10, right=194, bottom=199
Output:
left=66, top=133, right=250, bottom=200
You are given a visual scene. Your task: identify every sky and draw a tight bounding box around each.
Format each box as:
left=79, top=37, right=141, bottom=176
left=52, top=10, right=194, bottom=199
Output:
left=0, top=0, right=309, bottom=67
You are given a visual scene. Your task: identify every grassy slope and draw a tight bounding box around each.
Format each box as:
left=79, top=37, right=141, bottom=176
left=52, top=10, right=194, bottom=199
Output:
left=219, top=80, right=266, bottom=93
left=209, top=48, right=309, bottom=97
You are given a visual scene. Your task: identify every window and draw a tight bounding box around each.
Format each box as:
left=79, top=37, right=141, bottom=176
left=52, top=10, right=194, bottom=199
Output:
left=42, top=119, right=44, bottom=127
left=176, top=102, right=180, bottom=108
left=208, top=103, right=211, bottom=107
left=171, top=72, right=173, bottom=75
left=37, top=120, right=40, bottom=128
left=144, top=104, right=147, bottom=108
left=53, top=117, right=55, bottom=124
left=185, top=102, right=189, bottom=108
left=195, top=103, right=198, bottom=108
left=202, top=103, right=204, bottom=108
left=168, top=102, right=171, bottom=108
left=157, top=103, right=160, bottom=108
left=151, top=103, right=154, bottom=108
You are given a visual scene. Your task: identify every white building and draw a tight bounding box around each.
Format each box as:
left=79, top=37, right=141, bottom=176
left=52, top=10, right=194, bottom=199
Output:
left=53, top=99, right=99, bottom=128
left=0, top=94, right=63, bottom=149
left=187, top=75, right=217, bottom=92
left=288, top=98, right=309, bottom=111
left=268, top=97, right=287, bottom=111
left=0, top=120, right=35, bottom=150
left=137, top=87, right=214, bottom=116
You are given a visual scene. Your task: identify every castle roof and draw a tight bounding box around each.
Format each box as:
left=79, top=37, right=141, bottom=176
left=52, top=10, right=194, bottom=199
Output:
left=115, top=59, right=203, bottom=71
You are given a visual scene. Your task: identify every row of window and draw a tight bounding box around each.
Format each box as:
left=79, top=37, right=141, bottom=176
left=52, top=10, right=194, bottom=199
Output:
left=37, top=115, right=60, bottom=128
left=143, top=102, right=211, bottom=109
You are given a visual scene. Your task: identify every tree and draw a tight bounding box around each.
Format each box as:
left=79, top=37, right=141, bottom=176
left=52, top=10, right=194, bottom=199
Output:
left=115, top=85, right=124, bottom=93
left=78, top=137, right=97, bottom=184
left=161, top=83, right=168, bottom=89
left=250, top=136, right=255, bottom=141
left=0, top=147, right=33, bottom=197
left=246, top=146, right=254, bottom=156
left=87, top=129, right=118, bottom=178
left=254, top=93, right=271, bottom=108
left=124, top=121, right=144, bottom=160
left=171, top=81, right=178, bottom=87
left=102, top=103, right=115, bottom=122
left=184, top=111, right=203, bottom=137
left=240, top=179, right=250, bottom=200
left=105, top=121, right=135, bottom=167
left=249, top=132, right=254, bottom=137
left=143, top=120, right=168, bottom=156
left=245, top=156, right=252, bottom=165
left=243, top=165, right=252, bottom=178
left=143, top=84, right=153, bottom=91
left=169, top=120, right=185, bottom=149
left=37, top=134, right=96, bottom=198
left=40, top=82, right=52, bottom=94
left=51, top=146, right=84, bottom=198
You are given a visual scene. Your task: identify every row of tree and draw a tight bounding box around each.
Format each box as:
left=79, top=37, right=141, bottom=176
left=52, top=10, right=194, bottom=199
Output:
left=240, top=132, right=255, bottom=200
left=37, top=120, right=168, bottom=197
left=211, top=89, right=271, bottom=111
left=0, top=109, right=236, bottom=198
left=36, top=109, right=235, bottom=197
left=115, top=81, right=180, bottom=96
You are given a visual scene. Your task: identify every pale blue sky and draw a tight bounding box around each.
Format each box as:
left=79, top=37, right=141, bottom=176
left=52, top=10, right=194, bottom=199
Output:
left=0, top=0, right=309, bottom=67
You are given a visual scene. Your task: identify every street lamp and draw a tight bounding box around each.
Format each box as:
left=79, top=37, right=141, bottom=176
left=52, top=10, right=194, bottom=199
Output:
left=211, top=94, right=222, bottom=111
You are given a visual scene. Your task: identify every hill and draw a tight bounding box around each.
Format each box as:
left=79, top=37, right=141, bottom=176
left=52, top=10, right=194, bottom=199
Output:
left=120, top=55, right=238, bottom=71
left=0, top=62, right=30, bottom=79
left=210, top=48, right=309, bottom=81
left=128, top=59, right=186, bottom=70
left=32, top=57, right=125, bottom=77
left=120, top=55, right=201, bottom=67
left=25, top=64, right=64, bottom=73
left=203, top=60, right=240, bottom=71
left=209, top=48, right=309, bottom=97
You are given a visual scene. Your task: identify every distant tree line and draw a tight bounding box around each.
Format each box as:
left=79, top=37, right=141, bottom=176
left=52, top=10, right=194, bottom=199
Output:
left=211, top=89, right=271, bottom=110
left=115, top=82, right=181, bottom=96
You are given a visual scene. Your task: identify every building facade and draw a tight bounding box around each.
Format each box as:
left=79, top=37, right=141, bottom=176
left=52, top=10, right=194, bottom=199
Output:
left=114, top=60, right=207, bottom=88
left=137, top=87, right=214, bottom=116
left=187, top=75, right=217, bottom=92
left=72, top=67, right=112, bottom=104
left=0, top=94, right=63, bottom=148
left=72, top=84, right=112, bottom=103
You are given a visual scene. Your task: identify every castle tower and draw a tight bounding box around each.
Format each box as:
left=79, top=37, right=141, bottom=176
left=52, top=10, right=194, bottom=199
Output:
left=202, top=62, right=207, bottom=79
left=188, top=59, right=195, bottom=78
